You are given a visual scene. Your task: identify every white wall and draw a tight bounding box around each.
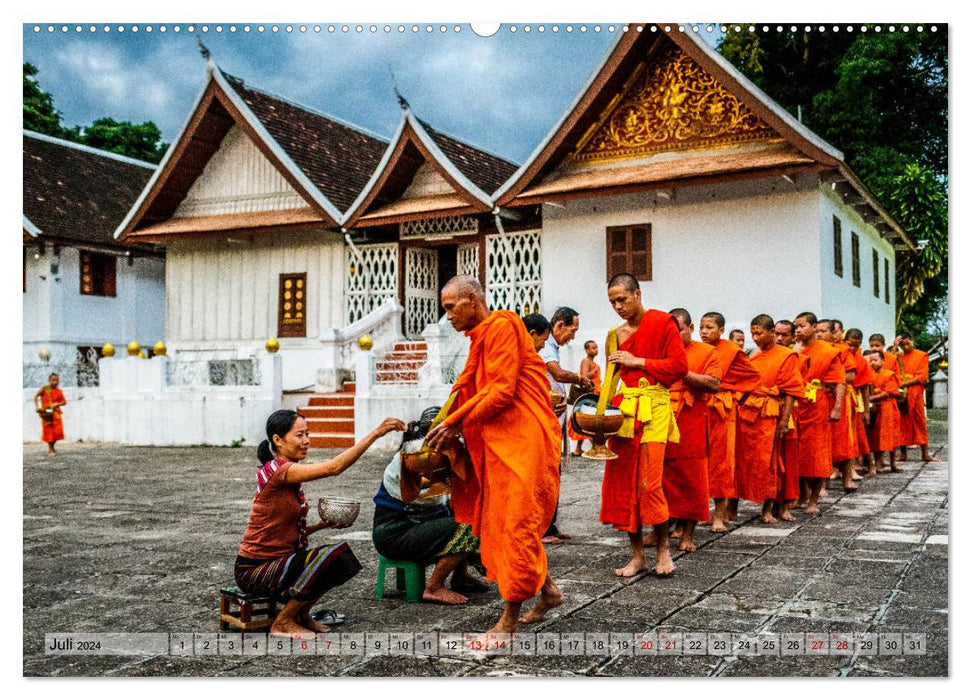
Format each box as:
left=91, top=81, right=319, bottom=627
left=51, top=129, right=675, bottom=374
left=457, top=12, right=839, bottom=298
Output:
left=818, top=188, right=897, bottom=340
left=165, top=232, right=346, bottom=389
left=541, top=177, right=823, bottom=374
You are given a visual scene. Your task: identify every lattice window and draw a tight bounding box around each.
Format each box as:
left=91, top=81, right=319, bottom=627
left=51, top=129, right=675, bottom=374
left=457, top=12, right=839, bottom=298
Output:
left=405, top=248, right=439, bottom=338
left=400, top=215, right=479, bottom=240
left=278, top=273, right=307, bottom=338
left=486, top=230, right=542, bottom=315
left=458, top=243, right=479, bottom=279
left=344, top=243, right=399, bottom=324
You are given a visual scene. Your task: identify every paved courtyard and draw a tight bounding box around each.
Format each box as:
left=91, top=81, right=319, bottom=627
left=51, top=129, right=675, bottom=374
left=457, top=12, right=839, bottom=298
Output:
left=23, top=409, right=948, bottom=677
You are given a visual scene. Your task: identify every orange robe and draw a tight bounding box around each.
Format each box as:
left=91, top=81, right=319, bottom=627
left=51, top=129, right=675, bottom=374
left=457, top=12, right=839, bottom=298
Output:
left=567, top=362, right=602, bottom=441
left=736, top=346, right=804, bottom=504
left=882, top=350, right=903, bottom=443
left=600, top=310, right=688, bottom=532
left=781, top=416, right=801, bottom=501
left=663, top=341, right=721, bottom=522
left=444, top=310, right=562, bottom=603
left=796, top=341, right=846, bottom=478
left=706, top=339, right=761, bottom=500
left=898, top=349, right=930, bottom=447
left=850, top=348, right=873, bottom=458
left=868, top=369, right=901, bottom=452
left=830, top=343, right=858, bottom=462
left=38, top=385, right=65, bottom=443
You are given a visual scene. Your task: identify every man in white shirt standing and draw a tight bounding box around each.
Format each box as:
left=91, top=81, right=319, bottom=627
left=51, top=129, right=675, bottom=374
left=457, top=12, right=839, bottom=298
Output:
left=539, top=306, right=594, bottom=544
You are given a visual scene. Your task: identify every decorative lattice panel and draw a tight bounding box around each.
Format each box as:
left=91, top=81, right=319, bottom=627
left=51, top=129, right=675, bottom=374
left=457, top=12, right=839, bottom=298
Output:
left=400, top=215, right=479, bottom=240
left=458, top=243, right=479, bottom=279
left=344, top=243, right=399, bottom=325
left=486, top=230, right=542, bottom=315
left=405, top=247, right=439, bottom=338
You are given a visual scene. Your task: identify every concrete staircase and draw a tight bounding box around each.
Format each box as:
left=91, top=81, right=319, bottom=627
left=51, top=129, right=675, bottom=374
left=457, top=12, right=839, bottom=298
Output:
left=375, top=341, right=428, bottom=385
left=297, top=381, right=356, bottom=449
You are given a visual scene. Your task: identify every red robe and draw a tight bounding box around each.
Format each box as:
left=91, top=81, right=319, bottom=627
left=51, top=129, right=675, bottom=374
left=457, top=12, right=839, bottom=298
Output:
left=868, top=369, right=901, bottom=452
left=39, top=386, right=65, bottom=443
left=830, top=343, right=858, bottom=462
left=898, top=349, right=930, bottom=447
left=736, top=346, right=804, bottom=504
left=796, top=341, right=846, bottom=478
left=444, top=310, right=562, bottom=602
left=663, top=341, right=720, bottom=522
left=600, top=310, right=688, bottom=532
left=850, top=348, right=874, bottom=458
left=706, top=339, right=761, bottom=500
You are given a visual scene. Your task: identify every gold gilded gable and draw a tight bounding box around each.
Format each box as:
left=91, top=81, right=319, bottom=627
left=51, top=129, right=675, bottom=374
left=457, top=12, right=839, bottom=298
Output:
left=572, top=45, right=782, bottom=163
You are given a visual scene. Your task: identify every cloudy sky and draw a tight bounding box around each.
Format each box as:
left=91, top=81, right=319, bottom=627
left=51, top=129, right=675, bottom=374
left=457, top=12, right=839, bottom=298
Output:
left=22, top=22, right=728, bottom=164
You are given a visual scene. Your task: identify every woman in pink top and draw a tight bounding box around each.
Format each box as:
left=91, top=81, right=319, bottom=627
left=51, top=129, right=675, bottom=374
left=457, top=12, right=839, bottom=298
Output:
left=236, top=409, right=405, bottom=637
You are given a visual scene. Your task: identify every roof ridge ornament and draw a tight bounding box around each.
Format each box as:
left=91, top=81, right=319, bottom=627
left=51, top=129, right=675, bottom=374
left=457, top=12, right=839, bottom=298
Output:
left=390, top=67, right=410, bottom=112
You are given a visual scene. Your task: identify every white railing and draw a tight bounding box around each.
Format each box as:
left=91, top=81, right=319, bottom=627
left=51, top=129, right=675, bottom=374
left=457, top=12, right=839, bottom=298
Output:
left=165, top=348, right=263, bottom=387
left=328, top=298, right=405, bottom=394
left=417, top=314, right=470, bottom=388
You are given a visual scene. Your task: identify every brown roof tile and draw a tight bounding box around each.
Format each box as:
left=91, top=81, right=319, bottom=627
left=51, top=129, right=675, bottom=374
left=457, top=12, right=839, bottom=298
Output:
left=223, top=73, right=389, bottom=213
left=23, top=133, right=155, bottom=248
left=418, top=119, right=519, bottom=196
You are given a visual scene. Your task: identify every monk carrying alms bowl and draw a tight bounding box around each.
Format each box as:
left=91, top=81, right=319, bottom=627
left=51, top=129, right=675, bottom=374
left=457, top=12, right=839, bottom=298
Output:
left=570, top=393, right=625, bottom=460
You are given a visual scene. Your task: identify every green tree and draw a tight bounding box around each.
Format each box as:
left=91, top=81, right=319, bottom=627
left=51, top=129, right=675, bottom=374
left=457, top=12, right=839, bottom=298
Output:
left=80, top=117, right=168, bottom=163
left=23, top=63, right=65, bottom=136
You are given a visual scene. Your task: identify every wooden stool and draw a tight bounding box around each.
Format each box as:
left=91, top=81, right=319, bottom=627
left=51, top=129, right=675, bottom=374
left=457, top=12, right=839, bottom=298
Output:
left=375, top=556, right=427, bottom=603
left=219, top=586, right=277, bottom=631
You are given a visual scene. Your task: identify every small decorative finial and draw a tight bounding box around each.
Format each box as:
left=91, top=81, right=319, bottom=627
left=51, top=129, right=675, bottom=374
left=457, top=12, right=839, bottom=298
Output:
left=197, top=34, right=211, bottom=61
left=390, top=67, right=409, bottom=110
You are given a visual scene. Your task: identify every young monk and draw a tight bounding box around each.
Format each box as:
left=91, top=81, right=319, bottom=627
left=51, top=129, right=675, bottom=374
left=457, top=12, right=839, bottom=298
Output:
left=865, top=350, right=901, bottom=474
left=869, top=333, right=902, bottom=457
left=775, top=320, right=796, bottom=349
left=816, top=319, right=859, bottom=491
left=599, top=273, right=688, bottom=577
left=844, top=329, right=874, bottom=472
left=775, top=320, right=801, bottom=512
left=794, top=312, right=846, bottom=515
left=426, top=276, right=564, bottom=633
left=729, top=329, right=746, bottom=351
left=736, top=315, right=804, bottom=523
left=570, top=340, right=603, bottom=456
left=663, top=309, right=721, bottom=551
left=35, top=373, right=67, bottom=456
left=698, top=312, right=761, bottom=531
left=893, top=333, right=937, bottom=462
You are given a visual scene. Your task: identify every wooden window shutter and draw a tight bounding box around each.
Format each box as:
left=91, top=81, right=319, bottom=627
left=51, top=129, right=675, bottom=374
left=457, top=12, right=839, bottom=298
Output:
left=278, top=273, right=307, bottom=338
left=872, top=248, right=880, bottom=297
left=79, top=250, right=116, bottom=297
left=851, top=232, right=861, bottom=287
left=606, top=224, right=652, bottom=282
left=884, top=258, right=891, bottom=303
left=833, top=217, right=843, bottom=278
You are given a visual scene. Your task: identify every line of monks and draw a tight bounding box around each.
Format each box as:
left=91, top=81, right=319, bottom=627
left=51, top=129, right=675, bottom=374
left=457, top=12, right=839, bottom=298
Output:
left=424, top=273, right=936, bottom=638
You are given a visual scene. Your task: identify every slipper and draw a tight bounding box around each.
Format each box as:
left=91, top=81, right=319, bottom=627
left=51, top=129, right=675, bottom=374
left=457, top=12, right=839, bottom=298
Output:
left=541, top=535, right=564, bottom=545
left=311, top=609, right=346, bottom=626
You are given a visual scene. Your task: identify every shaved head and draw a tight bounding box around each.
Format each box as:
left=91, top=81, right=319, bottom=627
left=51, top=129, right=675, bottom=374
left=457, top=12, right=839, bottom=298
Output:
left=607, top=273, right=639, bottom=292
left=442, top=274, right=485, bottom=300
left=796, top=311, right=818, bottom=326
left=751, top=314, right=775, bottom=331
left=669, top=307, right=691, bottom=326
left=701, top=312, right=726, bottom=330
left=845, top=328, right=863, bottom=341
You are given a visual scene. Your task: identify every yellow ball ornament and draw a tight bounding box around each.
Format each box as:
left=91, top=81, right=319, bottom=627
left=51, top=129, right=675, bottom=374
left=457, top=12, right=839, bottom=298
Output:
left=265, top=338, right=280, bottom=354
left=102, top=343, right=116, bottom=358
left=127, top=341, right=141, bottom=356
left=358, top=335, right=374, bottom=352
left=153, top=341, right=167, bottom=357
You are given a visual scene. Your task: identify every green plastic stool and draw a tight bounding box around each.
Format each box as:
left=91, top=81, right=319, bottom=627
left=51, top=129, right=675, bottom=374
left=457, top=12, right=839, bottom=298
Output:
left=375, top=555, right=426, bottom=603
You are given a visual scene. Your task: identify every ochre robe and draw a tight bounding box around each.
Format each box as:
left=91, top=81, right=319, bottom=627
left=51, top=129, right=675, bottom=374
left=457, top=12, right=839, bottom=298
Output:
left=850, top=348, right=873, bottom=458
left=444, top=310, right=562, bottom=602
left=706, top=339, right=761, bottom=500
left=38, top=385, right=65, bottom=443
left=868, top=369, right=901, bottom=452
left=780, top=417, right=801, bottom=501
left=600, top=310, right=688, bottom=532
left=898, top=349, right=930, bottom=447
left=830, top=343, right=858, bottom=462
left=735, top=346, right=804, bottom=504
left=796, top=341, right=846, bottom=478
left=663, top=341, right=720, bottom=522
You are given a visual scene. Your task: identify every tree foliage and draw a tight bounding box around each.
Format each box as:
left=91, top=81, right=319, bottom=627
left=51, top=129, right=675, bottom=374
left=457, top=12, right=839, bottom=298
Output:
left=23, top=63, right=168, bottom=163
left=718, top=27, right=948, bottom=345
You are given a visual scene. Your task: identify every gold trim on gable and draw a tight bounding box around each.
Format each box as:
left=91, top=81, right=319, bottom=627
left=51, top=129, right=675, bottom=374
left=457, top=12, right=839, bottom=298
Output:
left=572, top=45, right=783, bottom=163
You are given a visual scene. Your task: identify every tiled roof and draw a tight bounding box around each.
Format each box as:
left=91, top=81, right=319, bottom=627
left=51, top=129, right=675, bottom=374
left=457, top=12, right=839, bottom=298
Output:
left=223, top=73, right=389, bottom=213
left=23, top=132, right=155, bottom=248
left=418, top=119, right=519, bottom=196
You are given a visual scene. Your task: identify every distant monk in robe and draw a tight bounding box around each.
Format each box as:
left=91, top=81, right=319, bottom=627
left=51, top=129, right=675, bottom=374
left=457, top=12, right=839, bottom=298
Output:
left=699, top=312, right=761, bottom=532
left=599, top=274, right=688, bottom=577
left=426, top=276, right=563, bottom=634
left=869, top=332, right=902, bottom=456
left=794, top=312, right=846, bottom=515
left=736, top=315, right=803, bottom=523
left=844, top=328, right=874, bottom=471
left=774, top=320, right=801, bottom=511
left=893, top=333, right=937, bottom=462
left=816, top=319, right=859, bottom=491
left=865, top=350, right=902, bottom=474
left=663, top=309, right=721, bottom=552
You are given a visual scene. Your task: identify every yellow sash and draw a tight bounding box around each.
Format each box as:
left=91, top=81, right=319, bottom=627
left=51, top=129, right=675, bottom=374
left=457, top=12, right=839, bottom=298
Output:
left=804, top=379, right=823, bottom=402
left=847, top=385, right=866, bottom=413
left=616, top=378, right=680, bottom=444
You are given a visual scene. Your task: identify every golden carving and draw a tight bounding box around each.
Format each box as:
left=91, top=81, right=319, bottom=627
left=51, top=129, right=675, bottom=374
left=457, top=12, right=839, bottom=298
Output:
left=573, top=46, right=781, bottom=162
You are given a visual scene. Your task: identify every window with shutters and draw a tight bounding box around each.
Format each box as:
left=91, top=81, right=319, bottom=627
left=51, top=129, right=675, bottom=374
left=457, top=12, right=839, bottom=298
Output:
left=833, top=217, right=843, bottom=278
left=606, top=224, right=652, bottom=282
left=872, top=248, right=880, bottom=297
left=884, top=258, right=891, bottom=304
left=79, top=250, right=116, bottom=297
left=851, top=232, right=860, bottom=287
left=278, top=273, right=307, bottom=338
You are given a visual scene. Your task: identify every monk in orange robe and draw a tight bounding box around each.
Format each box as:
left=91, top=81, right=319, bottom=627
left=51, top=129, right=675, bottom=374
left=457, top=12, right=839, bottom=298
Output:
left=865, top=350, right=902, bottom=474
left=570, top=340, right=603, bottom=455
left=663, top=309, right=721, bottom=552
left=816, top=320, right=859, bottom=491
left=599, top=274, right=688, bottom=577
left=736, top=315, right=804, bottom=523
left=34, top=372, right=67, bottom=456
left=844, top=329, right=874, bottom=469
left=893, top=333, right=937, bottom=462
left=698, top=312, right=761, bottom=532
left=426, top=276, right=563, bottom=634
left=774, top=320, right=802, bottom=509
left=869, top=333, right=903, bottom=452
left=794, top=313, right=846, bottom=514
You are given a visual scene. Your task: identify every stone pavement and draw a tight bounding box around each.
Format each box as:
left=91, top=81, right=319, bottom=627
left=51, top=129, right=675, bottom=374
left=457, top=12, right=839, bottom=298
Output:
left=23, top=409, right=948, bottom=677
